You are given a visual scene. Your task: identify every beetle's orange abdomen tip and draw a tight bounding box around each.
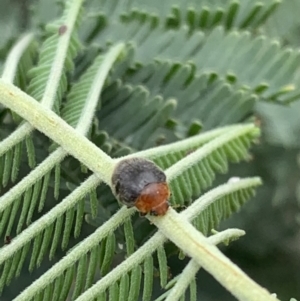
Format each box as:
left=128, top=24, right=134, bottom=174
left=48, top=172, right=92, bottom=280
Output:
left=135, top=182, right=170, bottom=216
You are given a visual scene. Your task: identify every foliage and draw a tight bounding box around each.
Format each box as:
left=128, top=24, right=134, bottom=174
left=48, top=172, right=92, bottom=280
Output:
left=0, top=0, right=299, bottom=300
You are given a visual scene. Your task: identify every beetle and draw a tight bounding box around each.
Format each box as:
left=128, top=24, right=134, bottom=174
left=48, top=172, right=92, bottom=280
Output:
left=112, top=158, right=170, bottom=216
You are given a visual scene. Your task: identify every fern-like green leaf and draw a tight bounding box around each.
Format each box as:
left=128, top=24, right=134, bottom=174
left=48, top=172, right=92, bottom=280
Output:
left=94, top=23, right=300, bottom=103
left=157, top=124, right=259, bottom=206
left=0, top=44, right=124, bottom=290
left=7, top=142, right=261, bottom=301
left=0, top=0, right=84, bottom=190
left=119, top=60, right=257, bottom=134
left=97, top=81, right=176, bottom=149
left=84, top=0, right=280, bottom=34
left=50, top=178, right=259, bottom=301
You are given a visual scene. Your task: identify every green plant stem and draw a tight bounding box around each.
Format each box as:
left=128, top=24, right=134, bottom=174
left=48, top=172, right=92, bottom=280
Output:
left=149, top=208, right=275, bottom=301
left=0, top=43, right=124, bottom=213
left=2, top=33, right=34, bottom=82
left=0, top=0, right=84, bottom=157
left=164, top=229, right=245, bottom=301
left=165, top=124, right=259, bottom=181
left=73, top=179, right=265, bottom=301
left=0, top=80, right=114, bottom=184
left=12, top=206, right=135, bottom=301
left=121, top=124, right=243, bottom=160
left=0, top=174, right=100, bottom=266
left=41, top=0, right=84, bottom=108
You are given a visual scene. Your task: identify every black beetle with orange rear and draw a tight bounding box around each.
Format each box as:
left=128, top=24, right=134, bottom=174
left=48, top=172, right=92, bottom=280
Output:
left=112, top=158, right=170, bottom=216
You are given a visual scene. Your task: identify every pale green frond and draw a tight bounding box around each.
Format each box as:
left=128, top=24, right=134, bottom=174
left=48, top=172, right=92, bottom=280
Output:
left=165, top=124, right=259, bottom=206
left=10, top=206, right=135, bottom=301
left=0, top=175, right=101, bottom=291
left=10, top=177, right=260, bottom=301
left=74, top=178, right=260, bottom=301
left=86, top=0, right=280, bottom=32
left=0, top=43, right=124, bottom=242
left=27, top=0, right=84, bottom=111
left=0, top=0, right=85, bottom=189
left=94, top=24, right=300, bottom=103
left=119, top=60, right=257, bottom=135
left=97, top=81, right=176, bottom=149
left=61, top=43, right=125, bottom=133
left=192, top=181, right=258, bottom=235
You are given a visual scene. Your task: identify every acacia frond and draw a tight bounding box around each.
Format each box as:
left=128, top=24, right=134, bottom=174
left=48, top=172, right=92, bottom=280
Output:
left=0, top=44, right=124, bottom=277
left=93, top=22, right=300, bottom=103
left=0, top=0, right=84, bottom=189
left=0, top=0, right=297, bottom=299
left=108, top=59, right=257, bottom=138
left=8, top=178, right=260, bottom=301
left=122, top=1, right=280, bottom=31
left=71, top=179, right=262, bottom=301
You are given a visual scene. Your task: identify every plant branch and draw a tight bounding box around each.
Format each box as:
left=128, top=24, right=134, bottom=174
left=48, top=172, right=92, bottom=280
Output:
left=0, top=43, right=124, bottom=214
left=12, top=206, right=135, bottom=301
left=121, top=124, right=243, bottom=160
left=149, top=208, right=275, bottom=301
left=71, top=179, right=264, bottom=301
left=0, top=174, right=100, bottom=266
left=0, top=80, right=114, bottom=184
left=164, top=228, right=245, bottom=301
left=2, top=33, right=34, bottom=82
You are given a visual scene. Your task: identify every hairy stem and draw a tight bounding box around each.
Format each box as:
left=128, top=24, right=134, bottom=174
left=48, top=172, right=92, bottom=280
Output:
left=164, top=228, right=245, bottom=301
left=0, top=175, right=100, bottom=265
left=149, top=209, right=275, bottom=301
left=0, top=80, right=114, bottom=184
left=13, top=206, right=135, bottom=301
left=2, top=33, right=34, bottom=82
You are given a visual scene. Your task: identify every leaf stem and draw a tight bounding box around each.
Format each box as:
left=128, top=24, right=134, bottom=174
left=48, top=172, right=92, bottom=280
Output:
left=73, top=178, right=265, bottom=301
left=12, top=206, right=135, bottom=301
left=0, top=174, right=100, bottom=266
left=41, top=0, right=84, bottom=108
left=165, top=124, right=259, bottom=181
left=121, top=124, right=244, bottom=160
left=164, top=228, right=245, bottom=301
left=2, top=33, right=34, bottom=82
left=0, top=80, right=114, bottom=184
left=149, top=209, right=275, bottom=301
left=0, top=43, right=124, bottom=213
